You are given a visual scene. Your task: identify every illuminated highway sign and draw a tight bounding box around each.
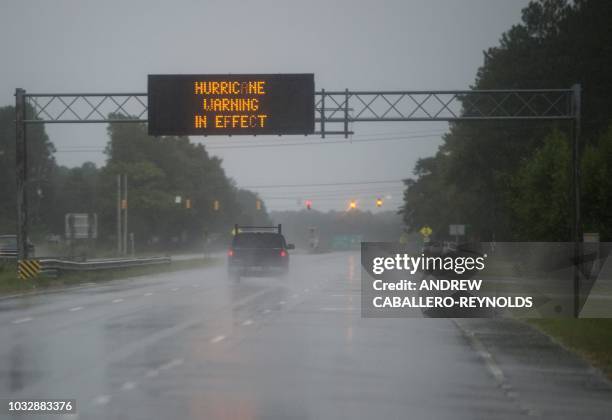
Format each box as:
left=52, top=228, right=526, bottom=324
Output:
left=148, top=74, right=315, bottom=136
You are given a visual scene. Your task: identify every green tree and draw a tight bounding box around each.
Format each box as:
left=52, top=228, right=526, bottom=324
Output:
left=581, top=126, right=612, bottom=240
left=0, top=105, right=57, bottom=235
left=400, top=0, right=612, bottom=241
left=509, top=129, right=571, bottom=241
left=102, top=116, right=267, bottom=249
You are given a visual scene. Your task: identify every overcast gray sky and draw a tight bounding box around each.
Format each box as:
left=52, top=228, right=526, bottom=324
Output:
left=0, top=0, right=529, bottom=212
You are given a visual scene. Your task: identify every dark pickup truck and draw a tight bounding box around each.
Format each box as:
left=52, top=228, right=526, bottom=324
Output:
left=227, top=225, right=294, bottom=281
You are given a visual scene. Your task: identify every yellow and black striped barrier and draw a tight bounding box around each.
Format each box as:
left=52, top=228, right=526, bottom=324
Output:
left=18, top=259, right=41, bottom=279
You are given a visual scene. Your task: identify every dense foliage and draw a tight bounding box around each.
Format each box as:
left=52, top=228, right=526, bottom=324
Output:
left=400, top=0, right=612, bottom=241
left=0, top=111, right=269, bottom=250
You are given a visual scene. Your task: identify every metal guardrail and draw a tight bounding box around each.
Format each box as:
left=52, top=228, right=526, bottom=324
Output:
left=0, top=251, right=18, bottom=259
left=39, top=256, right=171, bottom=276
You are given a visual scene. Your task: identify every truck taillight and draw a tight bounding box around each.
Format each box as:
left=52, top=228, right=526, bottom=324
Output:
left=280, top=250, right=287, bottom=257
left=227, top=249, right=234, bottom=257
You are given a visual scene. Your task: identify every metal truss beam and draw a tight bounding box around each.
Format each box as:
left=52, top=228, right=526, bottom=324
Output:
left=24, top=89, right=575, bottom=131
left=24, top=93, right=148, bottom=124
left=315, top=89, right=574, bottom=137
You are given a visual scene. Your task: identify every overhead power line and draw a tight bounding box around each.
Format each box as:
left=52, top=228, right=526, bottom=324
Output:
left=205, top=134, right=443, bottom=150
left=258, top=187, right=405, bottom=197
left=53, top=132, right=446, bottom=154
left=262, top=195, right=404, bottom=201
left=240, top=179, right=406, bottom=189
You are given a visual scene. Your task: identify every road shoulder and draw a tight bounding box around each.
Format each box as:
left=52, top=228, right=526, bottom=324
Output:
left=455, top=318, right=612, bottom=419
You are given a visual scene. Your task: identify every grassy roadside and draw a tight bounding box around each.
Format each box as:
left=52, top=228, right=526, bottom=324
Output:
left=528, top=319, right=612, bottom=380
left=483, top=256, right=612, bottom=379
left=0, top=258, right=221, bottom=296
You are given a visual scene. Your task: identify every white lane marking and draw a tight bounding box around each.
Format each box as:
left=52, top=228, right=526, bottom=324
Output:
left=69, top=306, right=83, bottom=312
left=120, top=381, right=136, bottom=391
left=210, top=335, right=226, bottom=344
left=145, top=369, right=159, bottom=378
left=242, top=319, right=253, bottom=326
left=144, top=292, right=153, bottom=296
left=12, top=317, right=33, bottom=324
left=112, top=298, right=124, bottom=303
left=160, top=358, right=184, bottom=370
left=263, top=309, right=271, bottom=314
left=291, top=294, right=299, bottom=299
left=192, top=284, right=200, bottom=288
left=452, top=320, right=505, bottom=383
left=92, top=395, right=111, bottom=406
left=278, top=300, right=286, bottom=305
left=171, top=287, right=179, bottom=292
left=304, top=288, right=309, bottom=292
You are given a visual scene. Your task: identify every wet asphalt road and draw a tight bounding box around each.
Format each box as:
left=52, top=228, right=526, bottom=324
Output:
left=1, top=252, right=611, bottom=419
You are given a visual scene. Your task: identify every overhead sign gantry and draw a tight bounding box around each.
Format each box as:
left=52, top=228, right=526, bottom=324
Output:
left=14, top=76, right=583, bottom=316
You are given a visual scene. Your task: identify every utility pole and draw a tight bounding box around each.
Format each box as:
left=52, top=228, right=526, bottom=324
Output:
left=15, top=88, right=28, bottom=260
left=123, top=174, right=128, bottom=256
left=129, top=232, right=135, bottom=257
left=572, top=84, right=582, bottom=318
left=117, top=174, right=122, bottom=255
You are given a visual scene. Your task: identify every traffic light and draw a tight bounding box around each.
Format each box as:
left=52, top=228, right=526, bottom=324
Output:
left=305, top=199, right=312, bottom=210
left=185, top=198, right=192, bottom=209
left=256, top=199, right=262, bottom=211
left=213, top=200, right=220, bottom=211
left=376, top=197, right=383, bottom=207
left=349, top=200, right=357, bottom=210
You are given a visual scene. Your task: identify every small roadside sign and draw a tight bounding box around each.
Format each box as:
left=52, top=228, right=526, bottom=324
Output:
left=18, top=259, right=41, bottom=279
left=420, top=226, right=433, bottom=237
left=449, top=224, right=466, bottom=236
left=65, top=213, right=98, bottom=240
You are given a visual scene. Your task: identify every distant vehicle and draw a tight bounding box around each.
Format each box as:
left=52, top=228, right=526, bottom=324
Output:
left=227, top=225, right=294, bottom=281
left=0, top=235, right=35, bottom=258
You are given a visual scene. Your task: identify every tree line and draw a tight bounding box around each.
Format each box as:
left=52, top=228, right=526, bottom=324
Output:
left=400, top=0, right=612, bottom=242
left=0, top=109, right=270, bottom=251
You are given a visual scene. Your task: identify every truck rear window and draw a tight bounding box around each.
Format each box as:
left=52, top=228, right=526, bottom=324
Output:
left=233, top=233, right=284, bottom=248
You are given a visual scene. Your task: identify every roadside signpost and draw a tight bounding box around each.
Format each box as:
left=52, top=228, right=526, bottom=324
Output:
left=420, top=226, right=433, bottom=238
left=449, top=224, right=466, bottom=243
left=17, top=259, right=41, bottom=280
left=65, top=213, right=98, bottom=240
